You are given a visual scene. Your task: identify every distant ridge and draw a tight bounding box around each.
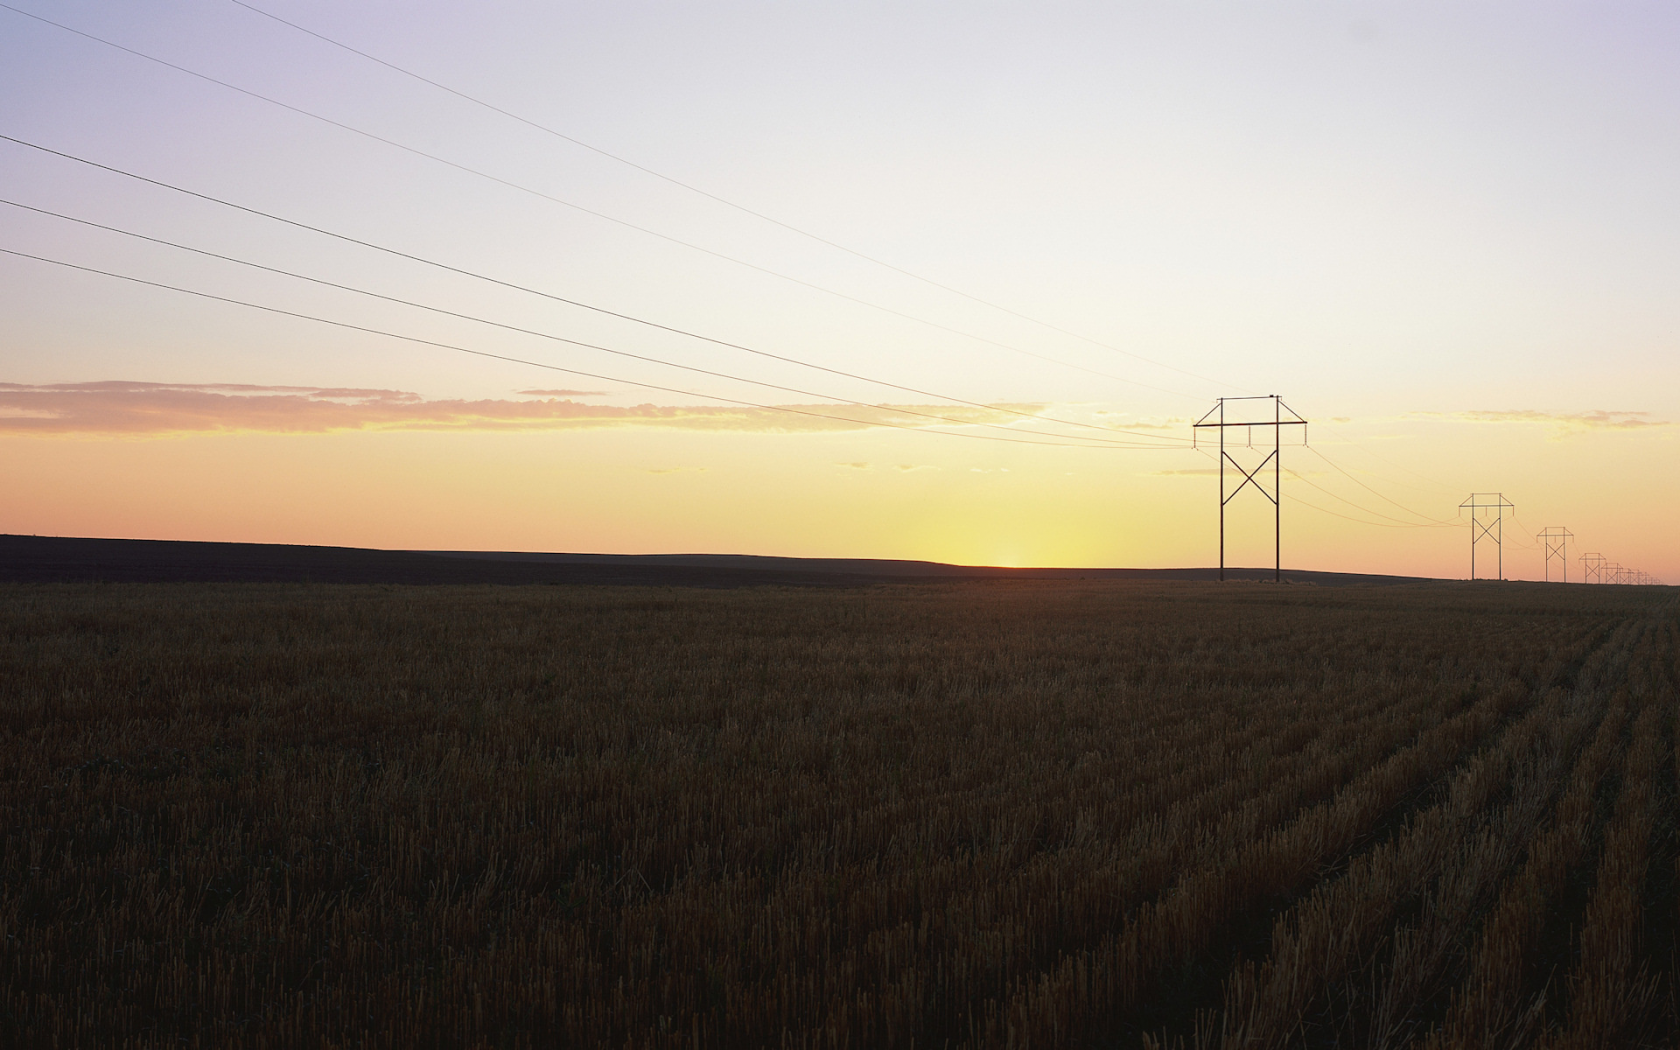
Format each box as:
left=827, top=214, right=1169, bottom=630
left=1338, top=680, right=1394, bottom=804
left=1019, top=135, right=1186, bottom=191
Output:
left=0, top=535, right=1432, bottom=587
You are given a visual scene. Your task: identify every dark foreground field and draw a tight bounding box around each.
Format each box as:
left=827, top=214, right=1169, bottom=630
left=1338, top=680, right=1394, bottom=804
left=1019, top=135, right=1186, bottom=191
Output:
left=1, top=580, right=1676, bottom=1048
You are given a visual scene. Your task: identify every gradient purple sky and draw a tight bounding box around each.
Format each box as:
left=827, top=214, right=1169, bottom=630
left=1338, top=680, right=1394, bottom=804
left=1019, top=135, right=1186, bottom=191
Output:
left=3, top=2, right=1677, bottom=578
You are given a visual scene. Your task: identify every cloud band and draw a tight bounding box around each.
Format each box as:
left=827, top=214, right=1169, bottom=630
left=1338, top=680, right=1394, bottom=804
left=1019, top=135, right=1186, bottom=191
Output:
left=0, top=381, right=1044, bottom=436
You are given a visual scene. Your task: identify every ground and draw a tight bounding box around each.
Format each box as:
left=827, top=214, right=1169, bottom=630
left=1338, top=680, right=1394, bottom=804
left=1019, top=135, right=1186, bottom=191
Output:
left=1, top=579, right=1674, bottom=1048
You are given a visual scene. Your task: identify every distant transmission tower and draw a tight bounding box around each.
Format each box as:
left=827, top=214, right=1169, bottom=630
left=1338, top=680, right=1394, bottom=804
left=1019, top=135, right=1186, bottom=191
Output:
left=1460, top=493, right=1514, bottom=580
left=1193, top=395, right=1308, bottom=582
left=1580, top=552, right=1607, bottom=584
left=1538, top=527, right=1574, bottom=582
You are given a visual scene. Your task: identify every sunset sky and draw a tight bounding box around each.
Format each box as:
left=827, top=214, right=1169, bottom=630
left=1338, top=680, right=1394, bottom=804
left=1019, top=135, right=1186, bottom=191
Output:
left=3, top=1, right=1677, bottom=580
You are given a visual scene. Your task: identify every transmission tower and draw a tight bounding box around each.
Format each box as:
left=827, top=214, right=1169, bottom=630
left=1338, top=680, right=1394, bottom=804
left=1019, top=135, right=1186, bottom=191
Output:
left=1538, top=527, right=1574, bottom=582
left=1460, top=493, right=1514, bottom=580
left=1193, top=395, right=1308, bottom=582
left=1580, top=552, right=1607, bottom=584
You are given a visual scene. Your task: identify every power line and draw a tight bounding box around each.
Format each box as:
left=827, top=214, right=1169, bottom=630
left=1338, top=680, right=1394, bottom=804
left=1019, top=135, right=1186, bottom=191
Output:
left=1313, top=422, right=1460, bottom=497
left=0, top=2, right=1211, bottom=402
left=0, top=245, right=1179, bottom=451
left=0, top=135, right=1185, bottom=444
left=1, top=196, right=1177, bottom=449
left=1283, top=467, right=1455, bottom=529
left=1188, top=427, right=1458, bottom=533
left=0, top=136, right=1185, bottom=445
left=1286, top=490, right=1434, bottom=530
left=1502, top=511, right=1545, bottom=552
left=225, top=0, right=1244, bottom=395
left=1221, top=448, right=1435, bottom=532
left=1305, top=445, right=1459, bottom=526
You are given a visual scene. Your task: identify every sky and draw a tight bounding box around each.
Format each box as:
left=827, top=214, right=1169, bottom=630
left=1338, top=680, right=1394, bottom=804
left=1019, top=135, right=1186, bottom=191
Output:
left=2, top=1, right=1677, bottom=580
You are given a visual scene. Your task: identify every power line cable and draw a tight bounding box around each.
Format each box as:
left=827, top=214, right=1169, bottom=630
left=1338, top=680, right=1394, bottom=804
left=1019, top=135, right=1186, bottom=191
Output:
left=0, top=2, right=1210, bottom=403
left=1286, top=491, right=1433, bottom=530
left=0, top=245, right=1179, bottom=451
left=1195, top=442, right=1451, bottom=535
left=224, top=0, right=1246, bottom=395
left=0, top=136, right=1187, bottom=445
left=1283, top=468, right=1456, bottom=529
left=1, top=196, right=1175, bottom=449
left=1503, top=511, right=1545, bottom=552
left=1314, top=420, right=1459, bottom=496
left=1196, top=442, right=1453, bottom=530
left=1305, top=445, right=1459, bottom=526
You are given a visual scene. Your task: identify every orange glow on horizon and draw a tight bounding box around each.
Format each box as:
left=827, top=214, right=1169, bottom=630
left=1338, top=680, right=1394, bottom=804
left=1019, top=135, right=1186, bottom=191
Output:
left=3, top=410, right=1673, bottom=582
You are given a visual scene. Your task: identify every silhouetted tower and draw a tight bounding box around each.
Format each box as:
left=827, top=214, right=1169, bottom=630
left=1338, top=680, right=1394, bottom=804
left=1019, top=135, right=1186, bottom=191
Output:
left=1580, top=552, right=1607, bottom=584
left=1460, top=493, right=1514, bottom=580
left=1538, top=527, right=1574, bottom=582
left=1193, top=396, right=1308, bottom=582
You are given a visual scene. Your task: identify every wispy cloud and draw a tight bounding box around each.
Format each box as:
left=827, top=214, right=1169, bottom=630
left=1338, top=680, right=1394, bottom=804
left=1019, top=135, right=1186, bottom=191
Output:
left=517, top=388, right=609, bottom=397
left=0, top=381, right=1047, bottom=436
left=1447, top=409, right=1670, bottom=433
left=840, top=461, right=936, bottom=472
left=1088, top=412, right=1184, bottom=430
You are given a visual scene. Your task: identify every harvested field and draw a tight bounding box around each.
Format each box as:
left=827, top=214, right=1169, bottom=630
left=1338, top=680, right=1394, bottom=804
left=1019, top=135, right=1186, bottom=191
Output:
left=0, top=579, right=1675, bottom=1048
